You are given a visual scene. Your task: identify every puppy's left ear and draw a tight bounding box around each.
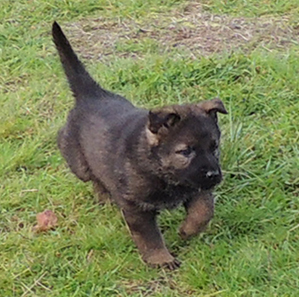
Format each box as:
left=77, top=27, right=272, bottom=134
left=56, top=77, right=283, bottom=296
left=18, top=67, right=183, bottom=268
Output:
left=198, top=98, right=228, bottom=115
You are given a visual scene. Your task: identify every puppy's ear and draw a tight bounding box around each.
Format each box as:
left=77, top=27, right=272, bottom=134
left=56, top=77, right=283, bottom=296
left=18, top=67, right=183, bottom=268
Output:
left=148, top=110, right=181, bottom=134
left=198, top=98, right=228, bottom=115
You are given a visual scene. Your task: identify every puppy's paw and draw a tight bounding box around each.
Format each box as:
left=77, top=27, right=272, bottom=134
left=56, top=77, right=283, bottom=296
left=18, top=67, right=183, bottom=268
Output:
left=162, top=258, right=181, bottom=270
left=179, top=223, right=197, bottom=240
left=179, top=220, right=208, bottom=240
left=144, top=250, right=181, bottom=270
left=148, top=257, right=181, bottom=270
left=179, top=228, right=191, bottom=240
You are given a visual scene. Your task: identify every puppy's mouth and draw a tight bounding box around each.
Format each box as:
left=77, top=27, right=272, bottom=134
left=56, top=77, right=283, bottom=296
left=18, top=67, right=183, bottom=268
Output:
left=184, top=175, right=222, bottom=191
left=200, top=181, right=218, bottom=190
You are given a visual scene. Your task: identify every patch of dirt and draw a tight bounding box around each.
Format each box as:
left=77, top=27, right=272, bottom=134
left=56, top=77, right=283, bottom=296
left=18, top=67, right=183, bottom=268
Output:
left=65, top=2, right=299, bottom=60
left=119, top=277, right=197, bottom=296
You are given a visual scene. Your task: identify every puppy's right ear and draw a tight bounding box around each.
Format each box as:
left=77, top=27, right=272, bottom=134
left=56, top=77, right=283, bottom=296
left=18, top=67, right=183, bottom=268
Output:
left=148, top=110, right=181, bottom=134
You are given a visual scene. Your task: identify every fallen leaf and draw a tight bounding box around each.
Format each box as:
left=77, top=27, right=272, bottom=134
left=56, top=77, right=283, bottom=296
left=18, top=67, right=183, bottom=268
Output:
left=33, top=209, right=58, bottom=232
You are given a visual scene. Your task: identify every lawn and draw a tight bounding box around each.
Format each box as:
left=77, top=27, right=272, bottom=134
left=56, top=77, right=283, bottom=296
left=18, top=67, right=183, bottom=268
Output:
left=1, top=0, right=299, bottom=296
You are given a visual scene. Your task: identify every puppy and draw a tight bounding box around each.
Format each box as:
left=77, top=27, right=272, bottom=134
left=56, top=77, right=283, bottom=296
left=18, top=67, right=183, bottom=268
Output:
left=52, top=21, right=227, bottom=269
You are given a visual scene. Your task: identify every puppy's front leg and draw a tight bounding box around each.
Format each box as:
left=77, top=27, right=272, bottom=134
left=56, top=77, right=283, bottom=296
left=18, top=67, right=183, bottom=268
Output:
left=122, top=207, right=180, bottom=269
left=179, top=191, right=214, bottom=240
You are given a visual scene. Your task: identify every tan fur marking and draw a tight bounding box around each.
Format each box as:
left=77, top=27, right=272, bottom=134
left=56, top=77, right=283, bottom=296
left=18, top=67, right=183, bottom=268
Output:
left=145, top=127, right=159, bottom=146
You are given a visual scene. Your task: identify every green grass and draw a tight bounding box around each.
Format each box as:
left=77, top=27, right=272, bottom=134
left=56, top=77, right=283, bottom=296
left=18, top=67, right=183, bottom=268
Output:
left=201, top=0, right=299, bottom=17
left=1, top=0, right=299, bottom=296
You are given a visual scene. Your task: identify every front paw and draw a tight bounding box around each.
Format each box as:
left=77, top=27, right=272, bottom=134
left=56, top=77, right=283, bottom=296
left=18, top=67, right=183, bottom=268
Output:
left=179, top=227, right=191, bottom=240
left=144, top=249, right=181, bottom=270
left=179, top=220, right=208, bottom=240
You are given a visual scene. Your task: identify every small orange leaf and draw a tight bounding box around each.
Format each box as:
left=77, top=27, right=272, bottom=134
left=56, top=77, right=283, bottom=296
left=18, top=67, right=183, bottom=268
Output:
left=33, top=210, right=58, bottom=232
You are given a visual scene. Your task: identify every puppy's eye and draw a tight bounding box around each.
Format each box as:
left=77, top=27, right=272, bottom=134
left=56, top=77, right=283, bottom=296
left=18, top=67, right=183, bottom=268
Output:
left=176, top=146, right=194, bottom=157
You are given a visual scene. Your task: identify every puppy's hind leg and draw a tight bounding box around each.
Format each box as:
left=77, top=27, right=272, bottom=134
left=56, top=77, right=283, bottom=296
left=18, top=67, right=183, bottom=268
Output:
left=58, top=126, right=91, bottom=182
left=92, top=180, right=111, bottom=204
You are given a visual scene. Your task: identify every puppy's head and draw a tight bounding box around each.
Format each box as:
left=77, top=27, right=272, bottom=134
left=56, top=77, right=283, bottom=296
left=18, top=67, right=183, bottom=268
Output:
left=146, top=98, right=227, bottom=190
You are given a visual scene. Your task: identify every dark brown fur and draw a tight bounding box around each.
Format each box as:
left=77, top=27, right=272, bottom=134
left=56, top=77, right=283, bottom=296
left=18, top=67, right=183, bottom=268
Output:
left=52, top=22, right=227, bottom=269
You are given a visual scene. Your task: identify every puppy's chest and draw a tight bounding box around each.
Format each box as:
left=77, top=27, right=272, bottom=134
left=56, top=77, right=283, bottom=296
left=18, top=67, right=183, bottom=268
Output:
left=138, top=184, right=199, bottom=211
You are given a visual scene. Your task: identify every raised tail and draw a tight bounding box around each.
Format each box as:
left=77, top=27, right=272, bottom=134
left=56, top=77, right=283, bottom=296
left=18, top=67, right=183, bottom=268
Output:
left=52, top=21, right=102, bottom=100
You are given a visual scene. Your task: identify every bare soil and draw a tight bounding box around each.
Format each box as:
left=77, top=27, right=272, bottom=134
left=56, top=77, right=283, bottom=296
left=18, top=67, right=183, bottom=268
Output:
left=65, top=3, right=299, bottom=59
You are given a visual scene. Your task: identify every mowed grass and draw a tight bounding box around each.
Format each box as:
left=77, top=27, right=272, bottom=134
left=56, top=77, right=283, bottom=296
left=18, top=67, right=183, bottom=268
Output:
left=1, top=0, right=299, bottom=296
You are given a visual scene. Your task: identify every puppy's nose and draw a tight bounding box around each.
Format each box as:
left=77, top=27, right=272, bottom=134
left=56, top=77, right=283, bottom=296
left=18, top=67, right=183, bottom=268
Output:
left=206, top=170, right=220, bottom=179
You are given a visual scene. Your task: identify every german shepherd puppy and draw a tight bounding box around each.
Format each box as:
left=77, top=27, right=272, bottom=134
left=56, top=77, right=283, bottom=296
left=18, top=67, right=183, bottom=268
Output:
left=52, top=22, right=227, bottom=269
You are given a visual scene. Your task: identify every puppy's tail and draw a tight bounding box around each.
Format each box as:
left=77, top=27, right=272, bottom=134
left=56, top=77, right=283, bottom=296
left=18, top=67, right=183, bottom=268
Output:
left=52, top=21, right=102, bottom=101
